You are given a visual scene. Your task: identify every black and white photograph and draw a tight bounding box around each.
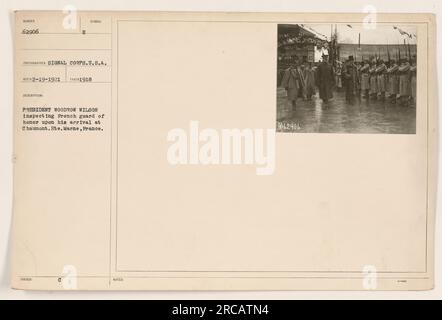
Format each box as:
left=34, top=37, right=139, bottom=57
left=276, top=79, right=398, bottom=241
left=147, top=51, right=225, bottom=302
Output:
left=1, top=0, right=440, bottom=301
left=277, top=23, right=417, bottom=134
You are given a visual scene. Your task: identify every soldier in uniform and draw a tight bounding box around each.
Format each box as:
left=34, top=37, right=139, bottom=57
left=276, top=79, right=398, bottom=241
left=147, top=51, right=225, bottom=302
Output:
left=359, top=60, right=370, bottom=99
left=398, top=59, right=411, bottom=106
left=376, top=59, right=387, bottom=101
left=342, top=56, right=359, bottom=104
left=410, top=58, right=417, bottom=106
left=334, top=61, right=343, bottom=91
left=300, top=60, right=316, bottom=100
left=386, top=59, right=399, bottom=104
left=281, top=56, right=302, bottom=110
left=369, top=60, right=378, bottom=100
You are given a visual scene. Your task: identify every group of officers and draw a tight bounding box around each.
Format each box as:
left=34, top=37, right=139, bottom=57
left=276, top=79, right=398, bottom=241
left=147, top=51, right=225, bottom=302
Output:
left=280, top=53, right=417, bottom=110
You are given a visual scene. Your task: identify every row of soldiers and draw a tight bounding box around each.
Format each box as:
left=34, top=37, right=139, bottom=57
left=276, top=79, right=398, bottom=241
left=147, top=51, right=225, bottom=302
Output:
left=338, top=55, right=417, bottom=105
left=279, top=54, right=417, bottom=109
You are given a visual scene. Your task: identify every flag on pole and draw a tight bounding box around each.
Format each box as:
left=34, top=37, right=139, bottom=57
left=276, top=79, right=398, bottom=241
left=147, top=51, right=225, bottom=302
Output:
left=393, top=26, right=411, bottom=38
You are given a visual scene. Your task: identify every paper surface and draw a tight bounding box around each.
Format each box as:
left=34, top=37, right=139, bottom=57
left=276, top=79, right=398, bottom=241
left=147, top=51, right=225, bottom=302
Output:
left=11, top=11, right=437, bottom=290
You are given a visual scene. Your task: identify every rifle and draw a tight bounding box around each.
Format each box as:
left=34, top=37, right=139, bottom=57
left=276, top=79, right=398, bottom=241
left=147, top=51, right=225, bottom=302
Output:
left=386, top=43, right=391, bottom=64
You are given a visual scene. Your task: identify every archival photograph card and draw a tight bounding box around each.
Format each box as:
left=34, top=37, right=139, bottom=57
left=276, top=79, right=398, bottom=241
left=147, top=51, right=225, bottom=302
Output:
left=11, top=11, right=436, bottom=290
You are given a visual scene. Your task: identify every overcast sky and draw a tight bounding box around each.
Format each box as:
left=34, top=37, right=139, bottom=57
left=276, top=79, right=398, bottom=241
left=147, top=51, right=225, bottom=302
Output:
left=302, top=23, right=417, bottom=45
